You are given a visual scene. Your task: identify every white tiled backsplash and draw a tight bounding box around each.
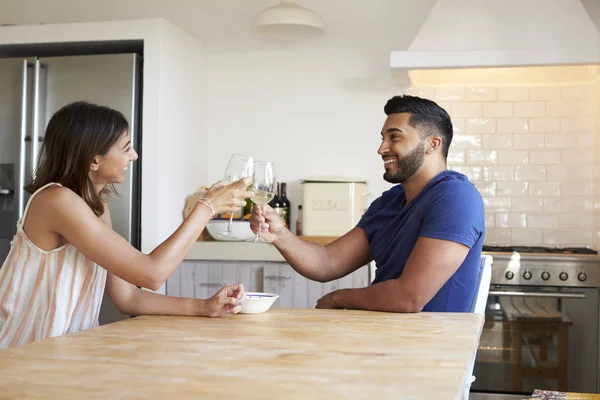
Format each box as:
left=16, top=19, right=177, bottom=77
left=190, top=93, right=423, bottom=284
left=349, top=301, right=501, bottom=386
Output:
left=405, top=84, right=598, bottom=248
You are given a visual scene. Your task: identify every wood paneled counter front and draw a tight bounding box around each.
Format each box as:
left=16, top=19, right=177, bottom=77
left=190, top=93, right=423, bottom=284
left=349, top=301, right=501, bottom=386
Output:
left=0, top=309, right=484, bottom=399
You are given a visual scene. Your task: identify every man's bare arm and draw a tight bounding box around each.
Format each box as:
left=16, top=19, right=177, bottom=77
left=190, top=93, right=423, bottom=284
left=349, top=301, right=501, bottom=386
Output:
left=251, top=205, right=372, bottom=282
left=273, top=227, right=372, bottom=282
left=321, top=237, right=470, bottom=312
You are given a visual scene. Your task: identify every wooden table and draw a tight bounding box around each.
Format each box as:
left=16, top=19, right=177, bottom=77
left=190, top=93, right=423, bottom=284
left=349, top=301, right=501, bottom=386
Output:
left=0, top=309, right=484, bottom=399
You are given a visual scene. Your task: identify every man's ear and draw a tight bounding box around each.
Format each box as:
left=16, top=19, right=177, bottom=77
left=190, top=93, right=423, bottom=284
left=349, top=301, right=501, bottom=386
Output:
left=427, top=136, right=442, bottom=154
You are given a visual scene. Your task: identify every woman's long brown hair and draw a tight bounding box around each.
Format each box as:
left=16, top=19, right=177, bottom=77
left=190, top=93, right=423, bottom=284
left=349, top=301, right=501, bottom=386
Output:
left=25, top=101, right=129, bottom=217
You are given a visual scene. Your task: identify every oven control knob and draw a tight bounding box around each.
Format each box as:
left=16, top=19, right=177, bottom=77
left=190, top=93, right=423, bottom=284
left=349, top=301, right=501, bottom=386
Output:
left=578, top=272, right=587, bottom=282
left=523, top=270, right=532, bottom=280
left=559, top=272, right=569, bottom=281
left=541, top=271, right=550, bottom=281
left=505, top=271, right=514, bottom=280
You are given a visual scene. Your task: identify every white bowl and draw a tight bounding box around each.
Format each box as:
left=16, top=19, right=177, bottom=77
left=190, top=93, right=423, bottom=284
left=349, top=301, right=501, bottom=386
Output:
left=240, top=292, right=279, bottom=314
left=205, top=220, right=255, bottom=241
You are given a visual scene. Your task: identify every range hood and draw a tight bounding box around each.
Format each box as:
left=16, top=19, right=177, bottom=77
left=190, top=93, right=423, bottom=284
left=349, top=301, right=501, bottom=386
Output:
left=391, top=0, right=600, bottom=86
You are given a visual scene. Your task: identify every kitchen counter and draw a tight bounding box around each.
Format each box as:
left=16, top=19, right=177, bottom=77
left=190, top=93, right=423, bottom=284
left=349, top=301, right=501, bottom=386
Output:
left=184, top=236, right=338, bottom=262
left=0, top=309, right=484, bottom=399
left=183, top=242, right=508, bottom=263
left=185, top=241, right=600, bottom=264
left=185, top=241, right=285, bottom=262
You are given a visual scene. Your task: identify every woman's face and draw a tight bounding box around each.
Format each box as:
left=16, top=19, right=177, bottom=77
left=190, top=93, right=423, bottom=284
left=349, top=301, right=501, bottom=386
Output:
left=90, top=131, right=138, bottom=186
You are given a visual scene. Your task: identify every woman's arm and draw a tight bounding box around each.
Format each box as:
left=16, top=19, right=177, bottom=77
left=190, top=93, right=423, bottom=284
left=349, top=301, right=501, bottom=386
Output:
left=98, top=208, right=243, bottom=317
left=106, top=273, right=244, bottom=317
left=45, top=179, right=251, bottom=290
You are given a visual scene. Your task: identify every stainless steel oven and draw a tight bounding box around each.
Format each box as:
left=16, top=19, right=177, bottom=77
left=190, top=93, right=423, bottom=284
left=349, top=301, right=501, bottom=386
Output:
left=471, top=247, right=600, bottom=399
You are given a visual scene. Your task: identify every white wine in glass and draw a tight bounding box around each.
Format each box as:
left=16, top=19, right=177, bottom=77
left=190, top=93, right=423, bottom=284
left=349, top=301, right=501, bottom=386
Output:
left=215, top=154, right=254, bottom=240
left=248, top=161, right=276, bottom=243
left=251, top=190, right=275, bottom=205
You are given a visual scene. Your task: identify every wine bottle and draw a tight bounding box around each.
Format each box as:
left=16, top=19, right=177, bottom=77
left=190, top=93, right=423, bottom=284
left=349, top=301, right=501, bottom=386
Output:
left=269, top=183, right=281, bottom=209
left=296, top=205, right=303, bottom=236
left=269, top=183, right=288, bottom=228
left=280, top=182, right=291, bottom=229
left=242, top=193, right=253, bottom=220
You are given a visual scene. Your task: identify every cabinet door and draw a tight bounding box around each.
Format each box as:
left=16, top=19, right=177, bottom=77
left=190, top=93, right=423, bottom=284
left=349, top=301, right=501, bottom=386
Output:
left=220, top=262, right=264, bottom=293
left=165, top=261, right=182, bottom=297
left=263, top=263, right=315, bottom=309
left=165, top=261, right=196, bottom=297
left=196, top=261, right=265, bottom=298
left=166, top=261, right=264, bottom=298
left=263, top=263, right=370, bottom=309
left=194, top=262, right=224, bottom=299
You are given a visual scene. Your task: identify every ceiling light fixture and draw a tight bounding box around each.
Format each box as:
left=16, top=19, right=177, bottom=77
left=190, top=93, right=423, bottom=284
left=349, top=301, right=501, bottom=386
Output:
left=251, top=0, right=324, bottom=40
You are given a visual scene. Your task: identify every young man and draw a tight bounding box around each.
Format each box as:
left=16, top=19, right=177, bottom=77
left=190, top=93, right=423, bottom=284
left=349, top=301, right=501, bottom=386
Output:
left=250, top=95, right=485, bottom=312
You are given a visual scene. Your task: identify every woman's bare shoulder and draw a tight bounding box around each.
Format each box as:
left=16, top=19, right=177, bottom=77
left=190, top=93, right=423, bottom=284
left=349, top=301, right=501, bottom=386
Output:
left=36, top=185, right=80, bottom=202
left=31, top=185, right=90, bottom=215
left=23, top=186, right=90, bottom=249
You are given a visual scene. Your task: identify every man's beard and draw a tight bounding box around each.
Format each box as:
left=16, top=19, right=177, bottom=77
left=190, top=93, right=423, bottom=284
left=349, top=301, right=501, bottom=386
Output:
left=383, top=142, right=425, bottom=184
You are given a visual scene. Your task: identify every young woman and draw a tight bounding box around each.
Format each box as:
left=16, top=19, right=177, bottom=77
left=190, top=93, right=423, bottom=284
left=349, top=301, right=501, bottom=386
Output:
left=0, top=101, right=253, bottom=348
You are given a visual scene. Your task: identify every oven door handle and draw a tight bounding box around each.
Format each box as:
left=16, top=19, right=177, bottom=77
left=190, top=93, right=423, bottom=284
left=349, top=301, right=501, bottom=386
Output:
left=488, top=290, right=586, bottom=299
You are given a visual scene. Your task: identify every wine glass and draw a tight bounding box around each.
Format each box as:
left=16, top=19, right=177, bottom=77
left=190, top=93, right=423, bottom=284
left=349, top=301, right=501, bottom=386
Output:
left=247, top=161, right=277, bottom=243
left=214, top=154, right=254, bottom=240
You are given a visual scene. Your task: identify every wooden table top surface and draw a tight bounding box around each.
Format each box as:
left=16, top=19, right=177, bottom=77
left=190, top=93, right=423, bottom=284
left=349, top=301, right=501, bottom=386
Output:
left=0, top=309, right=484, bottom=399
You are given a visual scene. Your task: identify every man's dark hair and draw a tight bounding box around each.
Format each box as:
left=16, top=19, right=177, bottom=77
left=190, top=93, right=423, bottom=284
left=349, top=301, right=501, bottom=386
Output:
left=384, top=95, right=453, bottom=159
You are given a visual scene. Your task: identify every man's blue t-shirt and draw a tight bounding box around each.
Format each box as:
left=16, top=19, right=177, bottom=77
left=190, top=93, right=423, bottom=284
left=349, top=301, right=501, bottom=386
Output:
left=357, top=170, right=485, bottom=312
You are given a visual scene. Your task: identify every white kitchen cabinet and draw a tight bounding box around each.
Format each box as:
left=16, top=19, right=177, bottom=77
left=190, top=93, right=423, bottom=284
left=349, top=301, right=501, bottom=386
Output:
left=167, top=261, right=370, bottom=308
left=263, top=263, right=369, bottom=308
left=166, top=261, right=264, bottom=298
left=262, top=263, right=308, bottom=308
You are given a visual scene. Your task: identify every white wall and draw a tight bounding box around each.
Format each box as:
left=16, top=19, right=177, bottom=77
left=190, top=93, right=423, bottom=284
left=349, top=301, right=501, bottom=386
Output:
left=205, top=43, right=402, bottom=226
left=156, top=21, right=207, bottom=241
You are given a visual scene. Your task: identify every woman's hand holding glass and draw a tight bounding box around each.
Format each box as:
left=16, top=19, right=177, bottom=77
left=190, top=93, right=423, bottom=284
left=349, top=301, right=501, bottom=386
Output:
left=201, top=178, right=254, bottom=216
left=215, top=154, right=255, bottom=239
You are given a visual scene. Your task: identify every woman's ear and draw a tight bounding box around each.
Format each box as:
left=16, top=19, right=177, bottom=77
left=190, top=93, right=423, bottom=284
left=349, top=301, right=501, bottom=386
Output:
left=90, top=157, right=100, bottom=171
